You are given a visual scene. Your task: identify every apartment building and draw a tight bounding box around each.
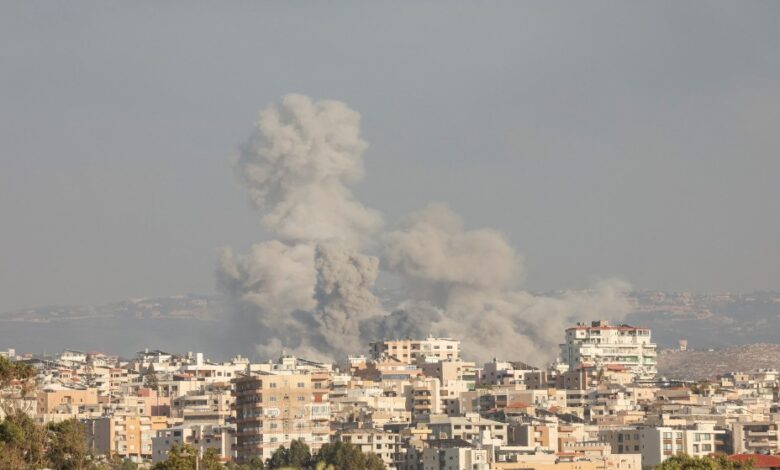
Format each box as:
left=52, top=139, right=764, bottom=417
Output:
left=410, top=377, right=442, bottom=420
left=232, top=370, right=330, bottom=462
left=510, top=421, right=590, bottom=452
left=422, top=445, right=489, bottom=470
left=370, top=336, right=460, bottom=365
left=599, top=422, right=720, bottom=467
left=171, top=385, right=233, bottom=424
left=732, top=420, right=780, bottom=454
left=560, top=321, right=657, bottom=380
left=152, top=423, right=234, bottom=463
left=337, top=428, right=403, bottom=469
left=37, top=385, right=99, bottom=417
left=83, top=414, right=168, bottom=461
left=425, top=414, right=508, bottom=445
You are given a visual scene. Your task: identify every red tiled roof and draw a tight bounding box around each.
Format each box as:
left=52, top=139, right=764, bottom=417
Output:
left=507, top=401, right=531, bottom=409
left=730, top=454, right=780, bottom=468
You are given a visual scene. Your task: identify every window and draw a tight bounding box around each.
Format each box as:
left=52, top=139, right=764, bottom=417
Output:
left=297, top=382, right=305, bottom=388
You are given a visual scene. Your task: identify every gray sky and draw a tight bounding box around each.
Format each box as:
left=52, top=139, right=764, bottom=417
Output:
left=1, top=1, right=779, bottom=312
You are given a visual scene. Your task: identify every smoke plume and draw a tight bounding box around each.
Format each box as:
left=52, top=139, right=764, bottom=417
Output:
left=233, top=93, right=381, bottom=247
left=379, top=205, right=630, bottom=363
left=218, top=94, right=631, bottom=364
left=218, top=94, right=384, bottom=360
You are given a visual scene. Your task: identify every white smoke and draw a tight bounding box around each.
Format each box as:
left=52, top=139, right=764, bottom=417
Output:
left=219, top=94, right=631, bottom=364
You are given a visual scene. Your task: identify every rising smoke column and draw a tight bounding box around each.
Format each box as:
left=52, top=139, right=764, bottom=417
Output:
left=219, top=94, right=631, bottom=364
left=380, top=204, right=631, bottom=363
left=218, top=94, right=383, bottom=360
left=234, top=93, right=382, bottom=247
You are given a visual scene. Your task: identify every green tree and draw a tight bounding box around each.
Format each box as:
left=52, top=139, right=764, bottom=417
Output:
left=312, top=441, right=386, bottom=470
left=0, top=356, right=36, bottom=417
left=117, top=460, right=139, bottom=470
left=144, top=364, right=159, bottom=391
left=47, top=418, right=93, bottom=470
left=266, top=439, right=311, bottom=469
left=202, top=448, right=224, bottom=470
left=151, top=443, right=197, bottom=470
left=0, top=410, right=47, bottom=468
left=0, top=356, right=34, bottom=389
left=654, top=454, right=753, bottom=470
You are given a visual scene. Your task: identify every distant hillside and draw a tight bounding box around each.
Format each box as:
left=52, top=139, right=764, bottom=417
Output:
left=2, top=289, right=780, bottom=361
left=625, top=290, right=780, bottom=348
left=658, top=344, right=780, bottom=380
left=0, top=294, right=235, bottom=360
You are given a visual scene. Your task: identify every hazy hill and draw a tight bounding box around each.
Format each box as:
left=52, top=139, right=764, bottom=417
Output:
left=2, top=290, right=780, bottom=362
left=658, top=344, right=780, bottom=380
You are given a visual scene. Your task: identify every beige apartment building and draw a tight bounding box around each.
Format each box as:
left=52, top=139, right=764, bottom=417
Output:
left=233, top=371, right=330, bottom=462
left=337, top=428, right=403, bottom=469
left=732, top=420, right=780, bottom=454
left=83, top=414, right=168, bottom=460
left=37, top=386, right=99, bottom=416
left=370, top=337, right=460, bottom=365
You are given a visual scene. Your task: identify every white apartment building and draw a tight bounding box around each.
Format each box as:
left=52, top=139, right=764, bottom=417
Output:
left=370, top=336, right=460, bottom=365
left=559, top=321, right=657, bottom=380
left=599, top=422, right=720, bottom=467
left=152, top=424, right=235, bottom=464
left=422, top=446, right=489, bottom=470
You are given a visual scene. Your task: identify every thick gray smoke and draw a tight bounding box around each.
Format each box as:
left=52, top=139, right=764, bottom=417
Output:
left=234, top=93, right=382, bottom=247
left=218, top=94, right=383, bottom=361
left=380, top=205, right=631, bottom=363
left=314, top=243, right=381, bottom=356
left=219, top=94, right=631, bottom=364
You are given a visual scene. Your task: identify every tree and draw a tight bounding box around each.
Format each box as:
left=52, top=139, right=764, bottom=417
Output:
left=0, top=356, right=34, bottom=389
left=654, top=454, right=753, bottom=470
left=0, top=410, right=47, bottom=468
left=202, top=448, right=224, bottom=470
left=151, top=443, right=197, bottom=470
left=47, top=418, right=93, bottom=470
left=226, top=457, right=264, bottom=470
left=144, top=364, right=160, bottom=397
left=266, top=439, right=311, bottom=469
left=0, top=356, right=36, bottom=417
left=312, top=441, right=386, bottom=470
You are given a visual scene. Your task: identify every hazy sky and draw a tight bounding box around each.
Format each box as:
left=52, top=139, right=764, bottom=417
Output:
left=1, top=2, right=779, bottom=312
